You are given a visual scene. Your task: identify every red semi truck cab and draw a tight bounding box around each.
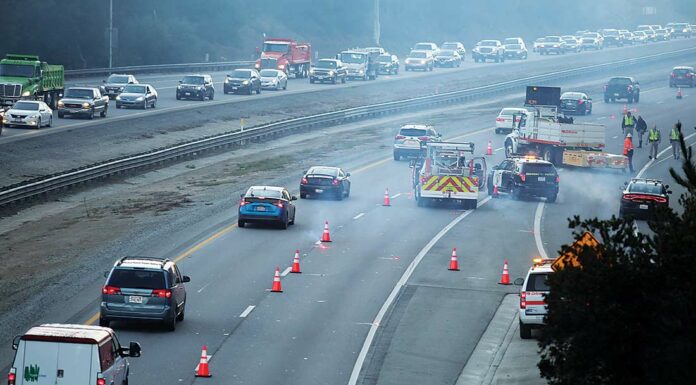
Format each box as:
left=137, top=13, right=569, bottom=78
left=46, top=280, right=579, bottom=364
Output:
left=255, top=38, right=312, bottom=78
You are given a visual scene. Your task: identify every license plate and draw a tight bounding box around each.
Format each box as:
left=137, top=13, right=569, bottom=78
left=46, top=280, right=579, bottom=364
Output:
left=405, top=140, right=418, bottom=145
left=639, top=204, right=649, bottom=210
left=315, top=189, right=323, bottom=193
left=232, top=87, right=239, bottom=90
left=13, top=118, right=23, bottom=122
left=614, top=93, right=620, bottom=96
left=256, top=206, right=266, bottom=211
left=128, top=296, right=143, bottom=304
left=538, top=176, right=546, bottom=182
left=185, top=92, right=191, bottom=96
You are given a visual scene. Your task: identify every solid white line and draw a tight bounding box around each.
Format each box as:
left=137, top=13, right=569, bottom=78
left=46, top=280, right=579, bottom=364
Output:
left=390, top=193, right=402, bottom=199
left=280, top=266, right=292, bottom=277
left=353, top=213, right=366, bottom=220
left=494, top=147, right=504, bottom=152
left=534, top=202, right=549, bottom=260
left=239, top=305, right=256, bottom=318
left=348, top=196, right=492, bottom=385
left=636, top=132, right=696, bottom=178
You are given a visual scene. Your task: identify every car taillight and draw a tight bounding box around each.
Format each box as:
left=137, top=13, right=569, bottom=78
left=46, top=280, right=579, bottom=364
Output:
left=395, top=135, right=405, bottom=139
left=520, top=292, right=527, bottom=309
left=495, top=117, right=505, bottom=122
left=152, top=289, right=172, bottom=298
left=578, top=99, right=584, bottom=104
left=603, top=85, right=608, bottom=91
left=102, top=286, right=120, bottom=295
left=555, top=175, right=560, bottom=183
left=97, top=374, right=106, bottom=385
left=519, top=173, right=526, bottom=182
left=418, top=136, right=430, bottom=141
left=240, top=200, right=248, bottom=206
left=8, top=368, right=16, bottom=385
left=671, top=73, right=676, bottom=77
left=331, top=178, right=339, bottom=185
left=301, top=177, right=308, bottom=185
left=275, top=202, right=284, bottom=208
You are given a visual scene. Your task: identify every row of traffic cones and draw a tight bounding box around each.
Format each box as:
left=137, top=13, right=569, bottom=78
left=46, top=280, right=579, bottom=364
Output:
left=447, top=247, right=510, bottom=285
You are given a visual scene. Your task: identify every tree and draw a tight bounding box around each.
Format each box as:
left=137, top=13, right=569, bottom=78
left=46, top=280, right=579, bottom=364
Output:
left=538, top=121, right=696, bottom=384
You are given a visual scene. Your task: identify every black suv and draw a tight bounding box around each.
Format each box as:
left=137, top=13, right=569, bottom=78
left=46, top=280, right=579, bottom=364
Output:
left=224, top=69, right=262, bottom=95
left=100, top=256, right=190, bottom=331
left=619, top=178, right=672, bottom=219
left=176, top=74, right=214, bottom=101
left=487, top=157, right=559, bottom=202
left=604, top=76, right=640, bottom=103
left=310, top=59, right=347, bottom=84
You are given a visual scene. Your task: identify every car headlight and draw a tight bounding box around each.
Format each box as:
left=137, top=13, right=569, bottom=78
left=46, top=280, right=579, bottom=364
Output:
left=199, top=86, right=205, bottom=90
left=82, top=102, right=91, bottom=108
left=176, top=85, right=182, bottom=89
left=224, top=78, right=229, bottom=83
left=135, top=96, right=144, bottom=101
left=243, top=80, right=250, bottom=85
left=115, top=95, right=121, bottom=101
left=309, top=69, right=315, bottom=74
left=358, top=70, right=364, bottom=74
left=328, top=71, right=334, bottom=76
left=22, top=91, right=31, bottom=97
left=419, top=60, right=425, bottom=64
left=278, top=64, right=285, bottom=70
left=553, top=44, right=559, bottom=48
left=57, top=100, right=64, bottom=107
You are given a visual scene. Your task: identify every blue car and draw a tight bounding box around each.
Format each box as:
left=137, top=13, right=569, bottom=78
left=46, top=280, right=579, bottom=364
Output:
left=238, top=186, right=297, bottom=229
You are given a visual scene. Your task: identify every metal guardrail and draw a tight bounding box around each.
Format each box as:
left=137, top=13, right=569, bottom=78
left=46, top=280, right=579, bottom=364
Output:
left=65, top=61, right=256, bottom=78
left=2, top=47, right=694, bottom=207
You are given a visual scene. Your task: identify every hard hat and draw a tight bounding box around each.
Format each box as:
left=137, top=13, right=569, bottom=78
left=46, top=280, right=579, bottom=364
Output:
left=627, top=133, right=632, bottom=138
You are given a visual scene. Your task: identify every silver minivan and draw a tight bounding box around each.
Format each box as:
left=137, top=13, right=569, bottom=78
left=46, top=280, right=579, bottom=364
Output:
left=8, top=324, right=140, bottom=385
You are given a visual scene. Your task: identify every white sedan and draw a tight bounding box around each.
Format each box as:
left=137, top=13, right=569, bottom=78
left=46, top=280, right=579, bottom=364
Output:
left=495, top=107, right=528, bottom=134
left=259, top=69, right=288, bottom=91
left=4, top=100, right=53, bottom=128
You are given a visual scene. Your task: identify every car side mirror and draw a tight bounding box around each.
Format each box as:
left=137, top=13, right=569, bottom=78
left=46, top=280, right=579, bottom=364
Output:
left=240, top=194, right=245, bottom=198
left=128, top=81, right=134, bottom=84
left=182, top=275, right=191, bottom=283
left=667, top=190, right=673, bottom=195
left=345, top=172, right=351, bottom=177
left=103, top=271, right=109, bottom=278
left=513, top=278, right=524, bottom=286
left=128, top=342, right=141, bottom=357
left=409, top=160, right=415, bottom=168
left=12, top=335, right=20, bottom=350
left=102, top=80, right=106, bottom=83
left=178, top=80, right=182, bottom=84
left=664, top=184, right=670, bottom=189
left=291, top=196, right=298, bottom=201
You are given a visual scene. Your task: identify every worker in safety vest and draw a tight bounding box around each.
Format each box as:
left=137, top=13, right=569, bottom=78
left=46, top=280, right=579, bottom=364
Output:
left=648, top=125, right=661, bottom=160
left=623, top=133, right=634, bottom=173
left=621, top=111, right=636, bottom=137
left=670, top=121, right=682, bottom=160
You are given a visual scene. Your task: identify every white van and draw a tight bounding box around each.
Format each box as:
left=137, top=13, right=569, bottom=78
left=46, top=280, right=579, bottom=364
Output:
left=7, top=324, right=140, bottom=385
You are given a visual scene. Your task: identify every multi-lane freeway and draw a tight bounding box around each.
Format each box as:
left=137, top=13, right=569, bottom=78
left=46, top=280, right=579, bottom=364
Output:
left=0, top=37, right=694, bottom=385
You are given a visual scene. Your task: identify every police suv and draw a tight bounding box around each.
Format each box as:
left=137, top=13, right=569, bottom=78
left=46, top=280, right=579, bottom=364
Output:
left=487, top=156, right=559, bottom=202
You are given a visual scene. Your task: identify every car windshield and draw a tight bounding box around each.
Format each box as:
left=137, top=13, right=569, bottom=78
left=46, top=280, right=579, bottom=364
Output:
left=308, top=167, right=338, bottom=176
left=259, top=69, right=279, bottom=77
left=409, top=52, right=427, bottom=59
left=604, top=30, right=619, bottom=36
left=246, top=188, right=283, bottom=199
left=526, top=273, right=550, bottom=291
left=634, top=31, right=646, bottom=36
left=673, top=68, right=693, bottom=75
left=441, top=43, right=458, bottom=49
left=122, top=85, right=146, bottom=94
left=438, top=50, right=455, bottom=56
left=504, top=38, right=519, bottom=45
left=230, top=70, right=252, bottom=78
left=376, top=55, right=392, bottom=63
left=0, top=63, right=35, bottom=77
left=64, top=89, right=94, bottom=98
left=582, top=38, right=595, bottom=42
left=263, top=43, right=289, bottom=53
left=414, top=44, right=434, bottom=50
left=400, top=128, right=427, bottom=137
left=546, top=37, right=562, bottom=42
left=609, top=78, right=632, bottom=86
left=107, top=75, right=129, bottom=83
left=316, top=60, right=337, bottom=69
left=340, top=53, right=366, bottom=64
left=522, top=163, right=556, bottom=174
left=108, top=269, right=166, bottom=289
left=561, top=92, right=584, bottom=99
left=479, top=41, right=498, bottom=46
left=629, top=182, right=664, bottom=194
left=181, top=76, right=204, bottom=84
left=505, top=44, right=522, bottom=49
left=674, top=23, right=689, bottom=29
left=656, top=29, right=667, bottom=34
left=13, top=101, right=39, bottom=111
left=500, top=108, right=525, bottom=115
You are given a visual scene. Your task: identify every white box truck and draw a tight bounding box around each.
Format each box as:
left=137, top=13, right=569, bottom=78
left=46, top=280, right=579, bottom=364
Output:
left=7, top=324, right=140, bottom=385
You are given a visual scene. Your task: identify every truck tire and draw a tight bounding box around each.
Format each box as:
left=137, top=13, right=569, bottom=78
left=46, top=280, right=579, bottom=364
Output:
left=634, top=93, right=640, bottom=103
left=341, top=76, right=346, bottom=84
left=88, top=108, right=95, bottom=120
left=519, top=321, right=532, bottom=339
left=504, top=139, right=514, bottom=158
left=542, top=148, right=554, bottom=163
left=100, top=105, right=108, bottom=118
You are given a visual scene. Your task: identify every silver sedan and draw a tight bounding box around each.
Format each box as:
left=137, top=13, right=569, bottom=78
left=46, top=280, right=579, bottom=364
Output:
left=259, top=69, right=288, bottom=91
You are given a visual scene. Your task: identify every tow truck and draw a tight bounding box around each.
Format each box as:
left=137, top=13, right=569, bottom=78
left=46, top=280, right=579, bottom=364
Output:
left=413, top=142, right=487, bottom=209
left=504, top=86, right=627, bottom=171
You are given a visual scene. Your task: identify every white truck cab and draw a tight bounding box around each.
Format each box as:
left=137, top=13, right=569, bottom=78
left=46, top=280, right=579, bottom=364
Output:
left=8, top=324, right=140, bottom=385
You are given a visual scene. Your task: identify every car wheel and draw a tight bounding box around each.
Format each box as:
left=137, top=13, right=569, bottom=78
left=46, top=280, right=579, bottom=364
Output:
left=504, top=140, right=514, bottom=158
left=280, top=214, right=289, bottom=229
left=165, top=315, right=176, bottom=331
left=256, top=87, right=261, bottom=95
left=200, top=92, right=206, bottom=101
left=310, top=78, right=315, bottom=84
left=88, top=108, right=95, bottom=119
left=141, top=101, right=147, bottom=110
left=604, top=97, right=610, bottom=103
left=100, top=105, right=108, bottom=118
left=176, top=93, right=181, bottom=100
left=487, top=179, right=494, bottom=195
left=393, top=151, right=400, bottom=161
left=47, top=116, right=52, bottom=127
left=300, top=192, right=306, bottom=199
left=36, top=117, right=41, bottom=129
left=238, top=220, right=245, bottom=228
left=336, top=188, right=344, bottom=201
left=519, top=321, right=532, bottom=339
left=634, top=93, right=640, bottom=103
left=176, top=305, right=185, bottom=321
left=58, top=111, right=65, bottom=118
left=547, top=193, right=558, bottom=203
left=345, top=186, right=350, bottom=198
left=98, top=318, right=109, bottom=327
left=341, top=76, right=346, bottom=84
left=209, top=90, right=214, bottom=100
left=511, top=184, right=521, bottom=200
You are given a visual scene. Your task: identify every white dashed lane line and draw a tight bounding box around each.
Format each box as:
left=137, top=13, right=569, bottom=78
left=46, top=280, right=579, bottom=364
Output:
left=239, top=305, right=256, bottom=318
left=353, top=213, right=366, bottom=220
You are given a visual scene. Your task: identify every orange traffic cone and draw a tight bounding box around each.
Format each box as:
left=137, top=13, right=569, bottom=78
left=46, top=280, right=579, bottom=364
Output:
left=291, top=250, right=301, bottom=274
left=677, top=87, right=683, bottom=99
left=383, top=188, right=391, bottom=206
left=486, top=140, right=493, bottom=156
left=321, top=221, right=332, bottom=242
left=498, top=260, right=511, bottom=285
left=622, top=104, right=628, bottom=115
left=271, top=267, right=283, bottom=292
left=195, top=345, right=212, bottom=377
left=448, top=248, right=460, bottom=271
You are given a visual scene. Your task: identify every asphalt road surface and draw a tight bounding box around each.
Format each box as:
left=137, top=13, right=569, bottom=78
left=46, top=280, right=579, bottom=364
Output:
left=1, top=43, right=694, bottom=385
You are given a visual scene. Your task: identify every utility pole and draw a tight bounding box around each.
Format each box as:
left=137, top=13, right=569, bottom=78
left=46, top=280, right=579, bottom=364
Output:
left=373, top=0, right=380, bottom=46
left=109, top=0, right=113, bottom=68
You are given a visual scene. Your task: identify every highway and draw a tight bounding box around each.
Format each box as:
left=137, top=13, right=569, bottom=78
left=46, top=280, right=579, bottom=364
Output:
left=0, top=39, right=694, bottom=385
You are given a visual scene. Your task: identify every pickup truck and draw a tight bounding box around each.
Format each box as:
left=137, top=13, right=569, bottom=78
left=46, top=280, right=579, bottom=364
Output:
left=604, top=76, right=640, bottom=103
left=0, top=54, right=64, bottom=108
left=57, top=86, right=109, bottom=119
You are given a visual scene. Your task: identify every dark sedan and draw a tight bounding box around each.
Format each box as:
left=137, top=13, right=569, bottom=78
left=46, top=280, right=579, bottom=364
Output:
left=224, top=69, right=262, bottom=95
left=300, top=166, right=351, bottom=200
left=560, top=92, right=593, bottom=115
left=619, top=179, right=671, bottom=219
left=375, top=54, right=400, bottom=74
left=670, top=66, right=694, bottom=88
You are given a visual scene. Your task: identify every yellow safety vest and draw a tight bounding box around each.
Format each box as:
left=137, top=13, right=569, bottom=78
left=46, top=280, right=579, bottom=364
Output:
left=624, top=116, right=634, bottom=126
left=649, top=129, right=660, bottom=141
left=671, top=128, right=679, bottom=141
